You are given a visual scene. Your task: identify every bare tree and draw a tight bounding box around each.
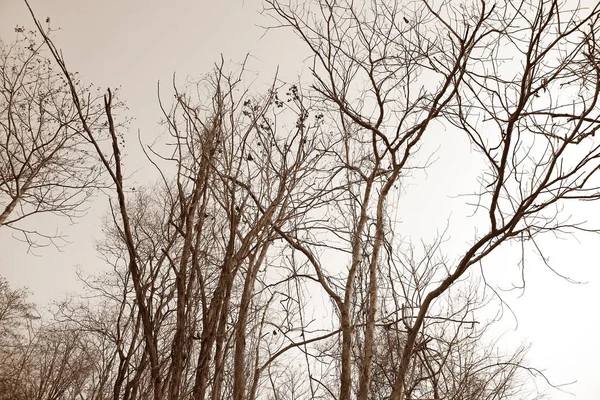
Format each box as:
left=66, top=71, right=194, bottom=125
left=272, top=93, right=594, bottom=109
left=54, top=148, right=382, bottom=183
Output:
left=0, top=278, right=102, bottom=400
left=263, top=0, right=600, bottom=399
left=22, top=9, right=329, bottom=395
left=0, top=277, right=37, bottom=400
left=0, top=277, right=36, bottom=345
left=0, top=29, right=106, bottom=248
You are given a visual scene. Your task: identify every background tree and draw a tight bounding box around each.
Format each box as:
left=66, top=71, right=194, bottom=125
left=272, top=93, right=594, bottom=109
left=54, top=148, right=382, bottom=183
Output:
left=0, top=277, right=37, bottom=399
left=0, top=278, right=103, bottom=400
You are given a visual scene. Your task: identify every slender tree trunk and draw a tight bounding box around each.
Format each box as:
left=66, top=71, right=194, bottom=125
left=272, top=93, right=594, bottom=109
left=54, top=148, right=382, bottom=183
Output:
left=232, top=246, right=268, bottom=400
left=0, top=196, right=19, bottom=227
left=192, top=256, right=232, bottom=400
left=357, top=170, right=398, bottom=400
left=340, top=179, right=374, bottom=400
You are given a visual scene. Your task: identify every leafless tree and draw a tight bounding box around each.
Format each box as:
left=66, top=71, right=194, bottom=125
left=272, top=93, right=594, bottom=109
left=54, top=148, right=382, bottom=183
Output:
left=23, top=8, right=331, bottom=395
left=0, top=278, right=103, bottom=400
left=0, top=277, right=36, bottom=345
left=0, top=277, right=37, bottom=399
left=0, top=29, right=106, bottom=248
left=263, top=0, right=600, bottom=399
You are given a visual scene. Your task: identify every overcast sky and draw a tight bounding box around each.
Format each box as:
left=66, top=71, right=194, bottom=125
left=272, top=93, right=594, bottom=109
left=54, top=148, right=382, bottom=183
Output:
left=0, top=1, right=599, bottom=399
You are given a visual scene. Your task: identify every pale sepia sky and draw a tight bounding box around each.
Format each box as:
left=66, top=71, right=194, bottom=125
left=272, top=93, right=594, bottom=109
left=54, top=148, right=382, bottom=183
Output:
left=0, top=1, right=599, bottom=399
